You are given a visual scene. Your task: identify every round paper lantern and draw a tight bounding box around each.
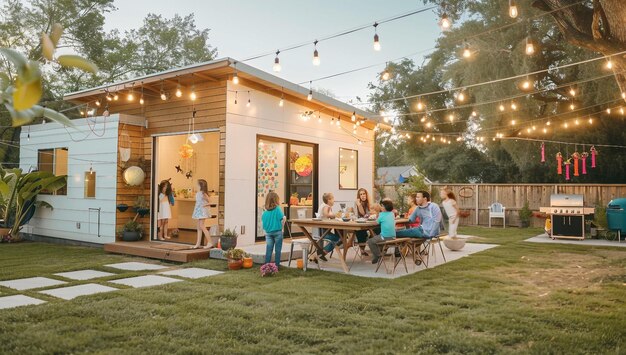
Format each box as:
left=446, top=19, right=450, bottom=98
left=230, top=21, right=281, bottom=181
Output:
left=294, top=156, right=312, bottom=177
left=179, top=143, right=194, bottom=159
left=123, top=166, right=145, bottom=186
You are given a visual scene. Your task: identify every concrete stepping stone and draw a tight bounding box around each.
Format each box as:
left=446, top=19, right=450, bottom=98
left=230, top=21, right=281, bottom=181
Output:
left=109, top=275, right=181, bottom=288
left=103, top=262, right=168, bottom=271
left=39, top=283, right=118, bottom=300
left=54, top=270, right=116, bottom=281
left=0, top=295, right=46, bottom=309
left=0, top=277, right=66, bottom=291
left=160, top=268, right=223, bottom=279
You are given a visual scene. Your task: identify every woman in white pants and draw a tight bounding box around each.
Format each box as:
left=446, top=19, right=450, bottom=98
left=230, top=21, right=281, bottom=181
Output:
left=440, top=188, right=460, bottom=237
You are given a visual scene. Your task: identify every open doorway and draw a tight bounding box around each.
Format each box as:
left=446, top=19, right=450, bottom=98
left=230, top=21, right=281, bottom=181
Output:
left=152, top=131, right=219, bottom=244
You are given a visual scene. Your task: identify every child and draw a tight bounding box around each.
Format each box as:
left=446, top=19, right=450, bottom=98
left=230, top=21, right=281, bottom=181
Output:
left=440, top=188, right=460, bottom=238
left=367, top=199, right=397, bottom=264
left=157, top=180, right=173, bottom=240
left=262, top=191, right=286, bottom=268
left=316, top=192, right=340, bottom=261
left=192, top=179, right=213, bottom=249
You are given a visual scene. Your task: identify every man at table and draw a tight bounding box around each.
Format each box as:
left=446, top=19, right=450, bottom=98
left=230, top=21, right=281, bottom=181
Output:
left=396, top=190, right=442, bottom=239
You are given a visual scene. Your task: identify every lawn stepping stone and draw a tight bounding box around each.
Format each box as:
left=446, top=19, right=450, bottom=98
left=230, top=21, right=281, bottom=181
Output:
left=39, top=283, right=118, bottom=300
left=0, top=277, right=66, bottom=291
left=0, top=295, right=46, bottom=309
left=160, top=268, right=223, bottom=279
left=109, top=275, right=181, bottom=288
left=103, top=262, right=168, bottom=271
left=54, top=270, right=116, bottom=281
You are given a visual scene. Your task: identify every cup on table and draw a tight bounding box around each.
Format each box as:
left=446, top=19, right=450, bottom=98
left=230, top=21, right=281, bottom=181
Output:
left=315, top=212, right=320, bottom=219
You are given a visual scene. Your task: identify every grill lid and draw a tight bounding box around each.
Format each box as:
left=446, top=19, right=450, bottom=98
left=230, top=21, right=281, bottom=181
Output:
left=550, top=194, right=584, bottom=207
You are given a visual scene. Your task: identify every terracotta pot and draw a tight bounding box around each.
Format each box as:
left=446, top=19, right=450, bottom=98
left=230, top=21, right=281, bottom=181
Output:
left=227, top=258, right=243, bottom=270
left=242, top=257, right=254, bottom=269
left=297, top=259, right=304, bottom=269
left=0, top=227, right=11, bottom=237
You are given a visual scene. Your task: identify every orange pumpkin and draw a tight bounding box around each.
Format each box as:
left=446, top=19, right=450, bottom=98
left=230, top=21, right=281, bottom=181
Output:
left=242, top=257, right=254, bottom=269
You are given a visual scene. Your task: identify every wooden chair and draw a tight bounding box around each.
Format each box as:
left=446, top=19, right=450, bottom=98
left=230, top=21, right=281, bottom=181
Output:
left=374, top=238, right=410, bottom=274
left=423, top=233, right=447, bottom=267
left=404, top=238, right=428, bottom=267
left=489, top=202, right=506, bottom=228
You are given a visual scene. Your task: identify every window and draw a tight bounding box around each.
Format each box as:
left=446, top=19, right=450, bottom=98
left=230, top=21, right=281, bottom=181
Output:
left=84, top=171, right=96, bottom=198
left=339, top=148, right=358, bottom=190
left=37, top=148, right=68, bottom=195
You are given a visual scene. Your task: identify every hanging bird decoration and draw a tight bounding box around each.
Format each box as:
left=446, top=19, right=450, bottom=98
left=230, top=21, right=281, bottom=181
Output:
left=572, top=151, right=580, bottom=177
left=564, top=158, right=572, bottom=181
left=581, top=152, right=588, bottom=175
left=590, top=146, right=597, bottom=168
left=175, top=165, right=183, bottom=173
left=185, top=171, right=193, bottom=179
left=540, top=142, right=545, bottom=163
left=556, top=152, right=563, bottom=175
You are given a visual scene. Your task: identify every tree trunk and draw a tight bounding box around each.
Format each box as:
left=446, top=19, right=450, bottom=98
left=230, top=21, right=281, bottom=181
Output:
left=532, top=0, right=626, bottom=98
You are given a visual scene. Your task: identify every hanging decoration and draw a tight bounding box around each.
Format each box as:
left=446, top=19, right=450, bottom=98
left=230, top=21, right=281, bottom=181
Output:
left=556, top=152, right=563, bottom=175
left=540, top=142, right=545, bottom=163
left=123, top=166, right=145, bottom=186
left=564, top=159, right=571, bottom=181
left=590, top=146, right=597, bottom=168
left=572, top=151, right=580, bottom=176
left=179, top=143, right=194, bottom=159
left=581, top=152, right=588, bottom=174
left=294, top=155, right=313, bottom=177
left=119, top=128, right=132, bottom=162
left=175, top=165, right=183, bottom=173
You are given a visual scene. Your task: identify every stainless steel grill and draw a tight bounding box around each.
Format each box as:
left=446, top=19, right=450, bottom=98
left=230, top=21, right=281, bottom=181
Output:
left=539, top=194, right=594, bottom=240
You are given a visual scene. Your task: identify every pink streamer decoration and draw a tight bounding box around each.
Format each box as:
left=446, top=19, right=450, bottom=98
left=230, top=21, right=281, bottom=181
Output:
left=565, top=163, right=571, bottom=181
left=540, top=143, right=545, bottom=163
left=590, top=146, right=597, bottom=168
left=581, top=153, right=588, bottom=175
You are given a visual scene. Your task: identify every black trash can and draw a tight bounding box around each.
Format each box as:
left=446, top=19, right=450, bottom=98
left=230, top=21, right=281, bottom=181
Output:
left=607, top=198, right=626, bottom=242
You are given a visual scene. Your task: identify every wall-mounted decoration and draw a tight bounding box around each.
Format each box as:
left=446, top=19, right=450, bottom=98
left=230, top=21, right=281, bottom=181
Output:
left=257, top=142, right=280, bottom=198
left=294, top=155, right=312, bottom=177
left=123, top=166, right=145, bottom=186
left=458, top=187, right=474, bottom=198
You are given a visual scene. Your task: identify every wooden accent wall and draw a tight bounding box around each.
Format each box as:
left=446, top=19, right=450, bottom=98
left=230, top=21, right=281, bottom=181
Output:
left=109, top=80, right=227, bottom=237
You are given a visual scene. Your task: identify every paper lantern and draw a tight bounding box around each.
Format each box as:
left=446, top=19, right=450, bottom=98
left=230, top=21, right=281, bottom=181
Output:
left=572, top=152, right=580, bottom=177
left=581, top=152, right=588, bottom=175
left=556, top=152, right=563, bottom=175
left=590, top=146, right=597, bottom=168
left=294, top=156, right=312, bottom=177
left=123, top=166, right=145, bottom=186
left=179, top=143, right=194, bottom=159
left=564, top=159, right=571, bottom=181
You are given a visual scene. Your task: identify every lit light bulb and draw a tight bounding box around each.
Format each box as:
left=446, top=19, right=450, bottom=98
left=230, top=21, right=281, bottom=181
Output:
left=543, top=128, right=547, bottom=133
left=175, top=84, right=182, bottom=98
left=381, top=70, right=390, bottom=81
left=279, top=97, right=284, bottom=107
left=526, top=128, right=531, bottom=133
left=510, top=119, right=516, bottom=125
left=525, top=37, right=535, bottom=55
left=246, top=99, right=250, bottom=108
left=622, top=92, right=626, bottom=100
left=426, top=122, right=432, bottom=128
left=511, top=102, right=517, bottom=110
left=160, top=91, right=167, bottom=101
left=312, top=48, right=320, bottom=66
left=508, top=0, right=518, bottom=18
left=448, top=114, right=454, bottom=122
left=606, top=108, right=611, bottom=114
left=127, top=91, right=134, bottom=102
left=95, top=100, right=101, bottom=107
left=307, top=90, right=313, bottom=101
left=499, top=104, right=505, bottom=112
left=330, top=118, right=335, bottom=126
left=351, top=112, right=356, bottom=122
left=575, top=119, right=580, bottom=125
left=106, top=94, right=112, bottom=102
left=471, top=111, right=477, bottom=117
left=189, top=133, right=199, bottom=144
left=457, top=91, right=465, bottom=102
left=273, top=51, right=281, bottom=72
left=232, top=72, right=239, bottom=85
left=547, top=121, right=551, bottom=126
left=190, top=86, right=197, bottom=101
left=139, top=96, right=144, bottom=105
left=373, top=24, right=381, bottom=51
left=318, top=116, right=322, bottom=123
left=420, top=116, right=426, bottom=122
left=336, top=119, right=341, bottom=126
left=113, top=93, right=118, bottom=101
left=569, top=88, right=576, bottom=97
left=570, top=103, right=575, bottom=110
left=532, top=125, right=536, bottom=130
left=416, top=100, right=424, bottom=110
left=522, top=78, right=531, bottom=90
left=620, top=107, right=625, bottom=115
left=564, top=122, right=569, bottom=128
left=588, top=118, right=593, bottom=124
left=462, top=43, right=471, bottom=58
left=606, top=59, right=613, bottom=69
left=440, top=13, right=451, bottom=30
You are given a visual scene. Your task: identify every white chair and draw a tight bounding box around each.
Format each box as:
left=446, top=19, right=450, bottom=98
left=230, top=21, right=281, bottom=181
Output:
left=489, top=202, right=506, bottom=228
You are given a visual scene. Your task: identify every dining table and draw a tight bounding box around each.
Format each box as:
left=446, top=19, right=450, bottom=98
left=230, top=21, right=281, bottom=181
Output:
left=290, top=217, right=410, bottom=273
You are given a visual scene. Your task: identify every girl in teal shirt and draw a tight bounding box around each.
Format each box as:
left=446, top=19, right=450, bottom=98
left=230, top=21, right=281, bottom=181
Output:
left=262, top=191, right=286, bottom=267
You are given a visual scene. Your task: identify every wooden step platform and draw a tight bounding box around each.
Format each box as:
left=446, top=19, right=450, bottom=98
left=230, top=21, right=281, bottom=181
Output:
left=104, top=241, right=210, bottom=263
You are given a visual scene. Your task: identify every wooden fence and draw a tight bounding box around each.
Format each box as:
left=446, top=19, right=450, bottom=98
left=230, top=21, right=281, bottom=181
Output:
left=429, top=184, right=626, bottom=228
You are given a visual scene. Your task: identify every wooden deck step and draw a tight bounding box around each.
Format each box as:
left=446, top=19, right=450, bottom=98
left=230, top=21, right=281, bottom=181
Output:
left=104, top=241, right=210, bottom=263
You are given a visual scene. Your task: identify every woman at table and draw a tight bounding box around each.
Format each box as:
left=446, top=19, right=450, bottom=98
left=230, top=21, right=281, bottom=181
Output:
left=405, top=192, right=420, bottom=229
left=354, top=188, right=374, bottom=256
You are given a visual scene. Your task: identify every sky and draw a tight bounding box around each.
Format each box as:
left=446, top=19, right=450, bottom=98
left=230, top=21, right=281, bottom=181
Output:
left=103, top=0, right=441, bottom=107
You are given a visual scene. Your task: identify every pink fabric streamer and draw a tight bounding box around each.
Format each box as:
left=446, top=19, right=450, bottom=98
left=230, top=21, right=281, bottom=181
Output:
left=565, top=162, right=571, bottom=181
left=591, top=147, right=597, bottom=168
left=541, top=143, right=545, bottom=163
left=582, top=153, right=588, bottom=175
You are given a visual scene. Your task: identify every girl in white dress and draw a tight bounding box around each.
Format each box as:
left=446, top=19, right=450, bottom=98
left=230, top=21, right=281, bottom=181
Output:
left=157, top=180, right=173, bottom=240
left=440, top=188, right=460, bottom=237
left=192, top=179, right=212, bottom=249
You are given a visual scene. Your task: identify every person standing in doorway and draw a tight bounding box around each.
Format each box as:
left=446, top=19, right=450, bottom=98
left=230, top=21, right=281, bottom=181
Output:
left=192, top=179, right=213, bottom=249
left=262, top=191, right=286, bottom=268
left=157, top=180, right=173, bottom=240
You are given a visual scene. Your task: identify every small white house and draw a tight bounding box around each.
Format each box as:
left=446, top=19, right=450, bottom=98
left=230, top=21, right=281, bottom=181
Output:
left=20, top=58, right=379, bottom=258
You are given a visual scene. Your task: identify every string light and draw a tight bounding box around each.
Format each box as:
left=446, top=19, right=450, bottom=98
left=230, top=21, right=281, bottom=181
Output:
left=312, top=40, right=320, bottom=66
left=113, top=93, right=118, bottom=101
left=508, top=0, right=518, bottom=18
left=160, top=80, right=167, bottom=101
left=279, top=92, right=284, bottom=107
left=127, top=87, right=135, bottom=102
left=525, top=36, right=535, bottom=56
left=439, top=9, right=451, bottom=31
left=190, top=85, right=197, bottom=101
left=471, top=110, right=477, bottom=117
left=606, top=58, right=613, bottom=70
left=175, top=79, right=182, bottom=98
left=233, top=62, right=240, bottom=84
left=416, top=98, right=425, bottom=111
left=273, top=50, right=281, bottom=72
left=307, top=81, right=313, bottom=101
left=336, top=116, right=341, bottom=126
left=448, top=113, right=455, bottom=122
left=510, top=119, right=516, bottom=125
left=521, top=76, right=532, bottom=90
left=499, top=103, right=505, bottom=112
left=381, top=63, right=390, bottom=81
left=620, top=107, right=625, bottom=115
left=318, top=115, right=322, bottom=123
left=510, top=101, right=517, bottom=110
left=569, top=87, right=576, bottom=97
left=462, top=41, right=471, bottom=58
left=246, top=91, right=251, bottom=107
left=95, top=99, right=101, bottom=107
left=373, top=23, right=381, bottom=51
left=106, top=93, right=112, bottom=102
left=588, top=117, right=593, bottom=124
left=457, top=90, right=466, bottom=102
left=351, top=111, right=356, bottom=122
left=139, top=95, right=144, bottom=105
left=606, top=108, right=611, bottom=114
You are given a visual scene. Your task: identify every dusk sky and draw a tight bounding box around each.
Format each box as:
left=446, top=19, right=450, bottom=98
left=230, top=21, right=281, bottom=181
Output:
left=104, top=0, right=441, bottom=108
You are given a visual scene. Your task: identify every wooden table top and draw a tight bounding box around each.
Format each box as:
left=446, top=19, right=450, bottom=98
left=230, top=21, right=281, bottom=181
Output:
left=290, top=218, right=410, bottom=230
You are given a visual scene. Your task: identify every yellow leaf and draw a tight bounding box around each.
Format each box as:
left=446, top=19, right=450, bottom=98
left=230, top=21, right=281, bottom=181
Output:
left=50, top=23, right=63, bottom=47
left=57, top=55, right=98, bottom=74
left=41, top=33, right=55, bottom=60
left=12, top=77, right=42, bottom=111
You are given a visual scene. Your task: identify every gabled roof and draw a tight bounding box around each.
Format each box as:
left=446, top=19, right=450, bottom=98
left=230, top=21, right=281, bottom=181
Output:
left=376, top=165, right=431, bottom=185
left=64, top=57, right=378, bottom=123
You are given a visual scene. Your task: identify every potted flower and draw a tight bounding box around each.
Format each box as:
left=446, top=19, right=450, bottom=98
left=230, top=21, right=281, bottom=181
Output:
left=260, top=263, right=279, bottom=277
left=242, top=252, right=254, bottom=269
left=519, top=201, right=533, bottom=228
left=133, top=196, right=150, bottom=217
left=224, top=248, right=245, bottom=270
left=220, top=227, right=239, bottom=250
left=120, top=220, right=143, bottom=241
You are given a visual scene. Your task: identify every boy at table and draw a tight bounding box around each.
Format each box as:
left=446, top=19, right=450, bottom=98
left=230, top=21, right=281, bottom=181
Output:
left=315, top=192, right=340, bottom=262
left=396, top=190, right=442, bottom=239
left=367, top=199, right=397, bottom=264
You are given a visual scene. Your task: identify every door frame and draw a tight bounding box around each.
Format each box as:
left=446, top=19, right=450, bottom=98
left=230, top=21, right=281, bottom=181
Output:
left=255, top=135, right=319, bottom=241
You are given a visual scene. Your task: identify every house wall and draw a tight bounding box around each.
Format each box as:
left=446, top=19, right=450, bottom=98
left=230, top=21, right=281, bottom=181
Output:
left=224, top=82, right=375, bottom=246
left=19, top=116, right=122, bottom=244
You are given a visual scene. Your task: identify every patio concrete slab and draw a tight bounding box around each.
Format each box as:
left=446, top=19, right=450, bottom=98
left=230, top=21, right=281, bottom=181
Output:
left=211, top=240, right=302, bottom=264
left=160, top=268, right=223, bottom=279
left=39, top=283, right=118, bottom=300
left=109, top=275, right=182, bottom=288
left=0, top=295, right=46, bottom=309
left=525, top=234, right=626, bottom=248
left=54, top=270, right=116, bottom=281
left=103, top=262, right=168, bottom=271
left=0, top=277, right=67, bottom=291
left=281, top=241, right=497, bottom=279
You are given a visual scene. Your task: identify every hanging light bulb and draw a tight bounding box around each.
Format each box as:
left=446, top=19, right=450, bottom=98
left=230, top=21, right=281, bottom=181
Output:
left=511, top=102, right=517, bottom=110
left=570, top=102, right=575, bottom=110
left=575, top=119, right=580, bottom=125
left=525, top=36, right=535, bottom=55
left=351, top=111, right=356, bottom=122
left=569, top=88, right=576, bottom=97
left=307, top=81, right=313, bottom=101
left=279, top=93, right=284, bottom=107
left=318, top=115, right=322, bottom=123
left=160, top=80, right=167, bottom=101
left=273, top=50, right=282, bottom=72
left=106, top=93, right=112, bottom=101
left=336, top=117, right=341, bottom=126
left=330, top=117, right=335, bottom=125
left=499, top=103, right=505, bottom=112
left=526, top=128, right=531, bottom=133
left=471, top=110, right=477, bottom=117
left=113, top=93, right=119, bottom=101
left=606, top=108, right=612, bottom=114
left=462, top=41, right=471, bottom=58
left=564, top=122, right=569, bottom=128
left=373, top=23, right=381, bottom=51
left=42, top=119, right=46, bottom=125
left=440, top=12, right=451, bottom=31
left=521, top=76, right=532, bottom=90
left=95, top=99, right=101, bottom=107
left=381, top=67, right=390, bottom=81
left=622, top=92, right=626, bottom=100
left=246, top=91, right=251, bottom=107
left=588, top=117, right=593, bottom=124
left=232, top=71, right=239, bottom=85
left=312, top=40, right=320, bottom=66
left=127, top=89, right=134, bottom=102
left=139, top=95, right=144, bottom=105
left=448, top=114, right=454, bottom=122
left=543, top=128, right=547, bottom=134
left=508, top=0, right=518, bottom=18
left=546, top=120, right=551, bottom=126
left=190, top=85, right=197, bottom=101
left=175, top=80, right=182, bottom=98
left=620, top=107, right=625, bottom=115
left=416, top=98, right=424, bottom=111
left=532, top=125, right=536, bottom=130
left=606, top=58, right=613, bottom=70
left=510, top=119, right=516, bottom=125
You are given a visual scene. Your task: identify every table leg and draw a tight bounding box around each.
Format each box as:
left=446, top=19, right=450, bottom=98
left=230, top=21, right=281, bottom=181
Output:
left=335, top=229, right=350, bottom=273
left=297, top=225, right=324, bottom=255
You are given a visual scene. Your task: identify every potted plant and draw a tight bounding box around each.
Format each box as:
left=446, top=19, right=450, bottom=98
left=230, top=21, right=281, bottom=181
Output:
left=519, top=201, right=532, bottom=228
left=133, top=196, right=150, bottom=217
left=120, top=220, right=143, bottom=241
left=260, top=263, right=279, bottom=277
left=220, top=227, right=239, bottom=250
left=242, top=252, right=254, bottom=269
left=224, top=248, right=245, bottom=270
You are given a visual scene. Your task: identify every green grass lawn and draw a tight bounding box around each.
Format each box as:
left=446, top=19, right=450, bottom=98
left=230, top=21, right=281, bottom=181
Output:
left=0, top=227, right=625, bottom=354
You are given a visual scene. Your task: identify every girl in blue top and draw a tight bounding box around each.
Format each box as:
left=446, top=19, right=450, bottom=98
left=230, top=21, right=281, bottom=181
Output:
left=367, top=199, right=397, bottom=264
left=262, top=191, right=286, bottom=267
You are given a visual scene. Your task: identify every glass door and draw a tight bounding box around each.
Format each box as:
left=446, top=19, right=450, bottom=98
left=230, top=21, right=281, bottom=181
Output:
left=256, top=139, right=287, bottom=238
left=288, top=144, right=315, bottom=224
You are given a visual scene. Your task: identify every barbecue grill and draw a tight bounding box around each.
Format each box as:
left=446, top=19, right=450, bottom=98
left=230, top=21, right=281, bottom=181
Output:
left=539, top=194, right=595, bottom=240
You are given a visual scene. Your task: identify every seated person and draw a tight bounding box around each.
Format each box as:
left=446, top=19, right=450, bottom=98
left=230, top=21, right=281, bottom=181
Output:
left=315, top=192, right=340, bottom=261
left=396, top=190, right=442, bottom=239
left=354, top=188, right=378, bottom=256
left=405, top=192, right=421, bottom=228
left=367, top=199, right=397, bottom=264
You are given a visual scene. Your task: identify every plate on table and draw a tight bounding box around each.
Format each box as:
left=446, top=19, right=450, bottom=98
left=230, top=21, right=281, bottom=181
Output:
left=312, top=218, right=322, bottom=221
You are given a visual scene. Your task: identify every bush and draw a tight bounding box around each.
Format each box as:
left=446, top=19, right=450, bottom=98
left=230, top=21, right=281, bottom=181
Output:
left=519, top=201, right=533, bottom=227
left=594, top=204, right=607, bottom=229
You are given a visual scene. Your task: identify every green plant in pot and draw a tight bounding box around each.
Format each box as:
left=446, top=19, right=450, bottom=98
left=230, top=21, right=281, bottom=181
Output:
left=220, top=227, right=239, bottom=250
left=224, top=248, right=245, bottom=270
left=519, top=200, right=532, bottom=228
left=120, top=220, right=143, bottom=241
left=133, top=196, right=150, bottom=217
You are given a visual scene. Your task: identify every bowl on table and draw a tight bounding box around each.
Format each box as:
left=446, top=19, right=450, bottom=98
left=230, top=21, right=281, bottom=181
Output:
left=341, top=217, right=351, bottom=222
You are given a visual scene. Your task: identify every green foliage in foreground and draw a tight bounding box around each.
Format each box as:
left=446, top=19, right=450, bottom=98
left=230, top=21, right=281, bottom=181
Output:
left=0, top=227, right=624, bottom=354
